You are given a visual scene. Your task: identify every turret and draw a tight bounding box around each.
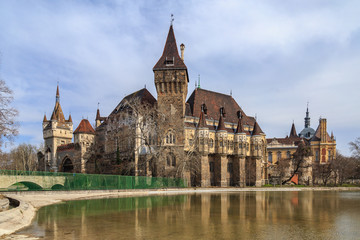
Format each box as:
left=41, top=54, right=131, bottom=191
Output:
left=251, top=121, right=264, bottom=158
left=289, top=122, right=298, bottom=138
left=319, top=118, right=327, bottom=143
left=234, top=111, right=247, bottom=156
left=197, top=104, right=209, bottom=154
left=216, top=107, right=227, bottom=154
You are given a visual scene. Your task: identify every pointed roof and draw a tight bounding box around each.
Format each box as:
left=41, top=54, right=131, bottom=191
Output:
left=217, top=114, right=226, bottom=131
left=43, top=114, right=47, bottom=122
left=56, top=85, right=60, bottom=98
left=252, top=121, right=264, bottom=136
left=311, top=124, right=331, bottom=142
left=197, top=111, right=208, bottom=128
left=68, top=114, right=72, bottom=123
left=235, top=117, right=245, bottom=134
left=289, top=123, right=298, bottom=138
left=50, top=102, right=66, bottom=122
left=74, top=119, right=95, bottom=134
left=96, top=108, right=101, bottom=120
left=153, top=25, right=188, bottom=72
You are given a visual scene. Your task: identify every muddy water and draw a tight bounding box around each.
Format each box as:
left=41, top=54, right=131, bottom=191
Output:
left=14, top=191, right=360, bottom=239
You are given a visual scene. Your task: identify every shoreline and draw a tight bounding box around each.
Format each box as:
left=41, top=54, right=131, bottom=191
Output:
left=1, top=187, right=360, bottom=237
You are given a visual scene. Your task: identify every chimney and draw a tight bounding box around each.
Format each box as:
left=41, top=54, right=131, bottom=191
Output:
left=180, top=43, right=185, bottom=61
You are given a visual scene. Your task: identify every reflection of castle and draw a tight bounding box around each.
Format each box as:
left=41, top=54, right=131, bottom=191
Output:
left=40, top=24, right=335, bottom=187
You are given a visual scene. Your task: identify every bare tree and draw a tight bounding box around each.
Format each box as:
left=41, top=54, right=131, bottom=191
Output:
left=282, top=141, right=312, bottom=185
left=10, top=143, right=39, bottom=171
left=0, top=80, right=18, bottom=149
left=349, top=137, right=360, bottom=158
left=330, top=152, right=357, bottom=185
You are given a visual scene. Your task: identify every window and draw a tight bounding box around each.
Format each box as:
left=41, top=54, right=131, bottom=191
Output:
left=167, top=154, right=176, bottom=167
left=268, top=152, right=273, bottom=163
left=209, top=138, right=214, bottom=148
left=277, top=151, right=281, bottom=161
left=165, top=57, right=174, bottom=66
left=328, top=150, right=331, bottom=161
left=165, top=132, right=176, bottom=145
left=209, top=162, right=214, bottom=173
left=287, top=151, right=291, bottom=159
left=315, top=151, right=319, bottom=162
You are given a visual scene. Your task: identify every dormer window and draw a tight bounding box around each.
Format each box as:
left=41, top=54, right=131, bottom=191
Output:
left=165, top=57, right=174, bottom=66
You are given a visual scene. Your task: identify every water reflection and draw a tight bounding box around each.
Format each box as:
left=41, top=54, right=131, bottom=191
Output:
left=17, top=191, right=360, bottom=240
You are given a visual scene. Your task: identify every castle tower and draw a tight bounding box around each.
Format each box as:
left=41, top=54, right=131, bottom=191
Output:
left=153, top=24, right=189, bottom=174
left=251, top=121, right=266, bottom=187
left=215, top=107, right=228, bottom=186
left=234, top=114, right=247, bottom=187
left=42, top=85, right=73, bottom=171
left=197, top=105, right=210, bottom=187
left=74, top=119, right=95, bottom=173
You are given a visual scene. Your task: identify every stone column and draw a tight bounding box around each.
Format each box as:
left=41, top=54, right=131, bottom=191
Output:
left=220, top=155, right=228, bottom=187
left=239, top=157, right=246, bottom=187
left=201, top=155, right=210, bottom=187
left=255, top=157, right=263, bottom=187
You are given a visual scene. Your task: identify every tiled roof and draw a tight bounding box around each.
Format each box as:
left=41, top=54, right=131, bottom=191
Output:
left=198, top=111, right=207, bottom=128
left=50, top=102, right=66, bottom=122
left=217, top=115, right=226, bottom=131
left=266, top=137, right=302, bottom=145
left=311, top=124, right=331, bottom=141
left=235, top=118, right=245, bottom=134
left=43, top=114, right=47, bottom=122
left=252, top=121, right=264, bottom=136
left=57, top=143, right=75, bottom=152
left=186, top=88, right=255, bottom=126
left=290, top=123, right=298, bottom=138
left=67, top=114, right=72, bottom=123
left=153, top=25, right=187, bottom=71
left=110, top=88, right=157, bottom=116
left=74, top=119, right=95, bottom=134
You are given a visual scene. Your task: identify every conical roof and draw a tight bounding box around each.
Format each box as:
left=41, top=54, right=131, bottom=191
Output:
left=96, top=108, right=101, bottom=120
left=252, top=121, right=264, bottom=136
left=68, top=114, right=72, bottom=123
left=50, top=102, right=65, bottom=122
left=289, top=123, right=298, bottom=138
left=43, top=114, right=47, bottom=122
left=235, top=117, right=245, bottom=134
left=217, top=114, right=226, bottom=131
left=74, top=119, right=95, bottom=134
left=198, top=111, right=208, bottom=128
left=153, top=25, right=187, bottom=71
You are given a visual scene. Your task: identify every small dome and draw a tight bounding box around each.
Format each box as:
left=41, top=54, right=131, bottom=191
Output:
left=299, top=127, right=315, bottom=140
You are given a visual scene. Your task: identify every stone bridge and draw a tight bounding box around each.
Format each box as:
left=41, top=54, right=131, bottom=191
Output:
left=0, top=175, right=66, bottom=190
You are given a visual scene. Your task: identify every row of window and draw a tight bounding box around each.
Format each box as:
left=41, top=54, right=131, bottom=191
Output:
left=268, top=151, right=291, bottom=163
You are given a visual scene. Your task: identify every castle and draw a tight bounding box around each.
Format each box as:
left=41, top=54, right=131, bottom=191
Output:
left=41, top=24, right=335, bottom=187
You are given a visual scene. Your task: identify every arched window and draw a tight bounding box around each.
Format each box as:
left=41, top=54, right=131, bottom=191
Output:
left=268, top=152, right=273, bottom=163
left=277, top=151, right=281, bottom=161
left=165, top=131, right=176, bottom=145
left=315, top=151, right=319, bottom=162
left=287, top=151, right=291, bottom=159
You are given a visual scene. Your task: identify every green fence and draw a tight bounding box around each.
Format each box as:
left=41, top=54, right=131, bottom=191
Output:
left=0, top=169, right=187, bottom=191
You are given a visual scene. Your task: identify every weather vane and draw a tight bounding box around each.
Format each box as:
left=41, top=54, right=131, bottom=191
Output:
left=171, top=14, right=174, bottom=25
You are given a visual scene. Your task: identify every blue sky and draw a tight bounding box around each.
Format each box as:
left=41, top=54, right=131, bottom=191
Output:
left=1, top=0, right=360, bottom=156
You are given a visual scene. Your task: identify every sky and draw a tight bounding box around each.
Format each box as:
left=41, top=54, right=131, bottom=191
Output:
left=0, top=0, right=359, bottom=156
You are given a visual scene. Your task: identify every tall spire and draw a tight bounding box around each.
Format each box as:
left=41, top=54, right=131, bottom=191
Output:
left=252, top=121, right=264, bottom=136
left=56, top=84, right=60, bottom=103
left=289, top=123, right=298, bottom=138
left=304, top=102, right=310, bottom=128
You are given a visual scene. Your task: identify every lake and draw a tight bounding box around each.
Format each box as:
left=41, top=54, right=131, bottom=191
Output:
left=14, top=191, right=360, bottom=239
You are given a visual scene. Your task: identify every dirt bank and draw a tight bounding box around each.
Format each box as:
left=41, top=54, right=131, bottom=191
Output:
left=1, top=187, right=360, bottom=237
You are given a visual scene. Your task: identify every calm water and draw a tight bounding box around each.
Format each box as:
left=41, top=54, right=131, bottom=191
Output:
left=15, top=191, right=360, bottom=240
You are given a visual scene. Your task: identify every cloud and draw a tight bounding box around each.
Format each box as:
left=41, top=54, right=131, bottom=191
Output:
left=1, top=0, right=360, bottom=155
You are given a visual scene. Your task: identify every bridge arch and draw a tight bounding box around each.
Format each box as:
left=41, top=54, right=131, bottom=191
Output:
left=9, top=181, right=43, bottom=190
